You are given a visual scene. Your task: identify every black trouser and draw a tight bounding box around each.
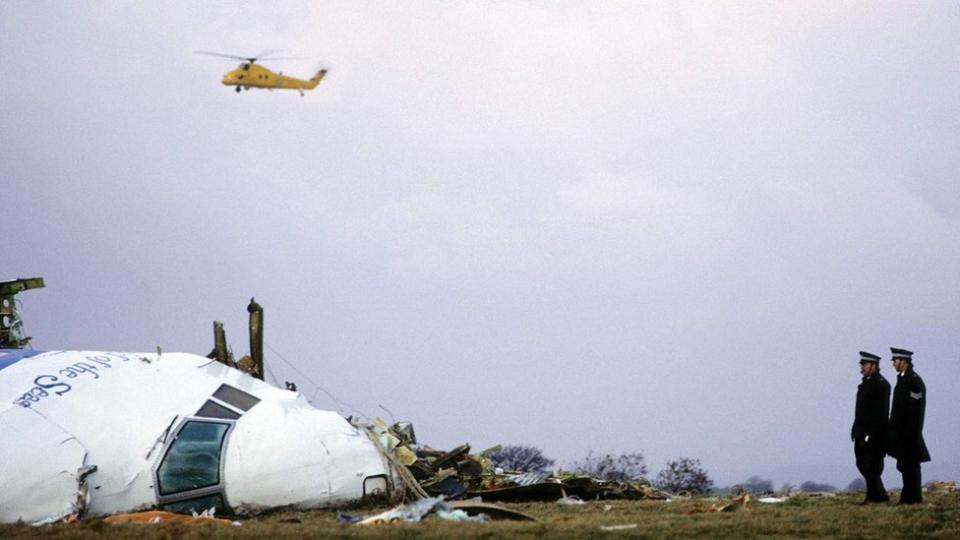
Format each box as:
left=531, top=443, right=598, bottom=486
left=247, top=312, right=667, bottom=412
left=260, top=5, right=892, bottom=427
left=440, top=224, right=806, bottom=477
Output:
left=896, top=459, right=922, bottom=503
left=855, top=441, right=888, bottom=501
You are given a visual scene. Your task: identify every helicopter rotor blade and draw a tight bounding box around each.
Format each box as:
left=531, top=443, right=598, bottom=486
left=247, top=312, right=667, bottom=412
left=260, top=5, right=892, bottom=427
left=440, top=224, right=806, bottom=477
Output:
left=253, top=49, right=282, bottom=59
left=195, top=49, right=311, bottom=64
left=257, top=56, right=311, bottom=61
left=194, top=50, right=250, bottom=61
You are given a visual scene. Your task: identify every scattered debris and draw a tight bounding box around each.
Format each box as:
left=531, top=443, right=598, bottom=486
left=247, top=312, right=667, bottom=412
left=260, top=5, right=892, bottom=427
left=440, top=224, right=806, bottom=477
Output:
left=338, top=496, right=540, bottom=525
left=600, top=523, right=638, bottom=531
left=435, top=508, right=485, bottom=523
left=757, top=489, right=796, bottom=504
left=557, top=495, right=587, bottom=506
left=712, top=494, right=750, bottom=513
left=355, top=417, right=669, bottom=506
left=352, top=496, right=529, bottom=525
left=926, top=481, right=956, bottom=493
left=357, top=497, right=449, bottom=525
left=209, top=321, right=229, bottom=366
left=102, top=510, right=237, bottom=526
left=447, top=501, right=536, bottom=521
left=801, top=491, right=837, bottom=498
left=0, top=277, right=44, bottom=348
left=336, top=512, right=363, bottom=524
left=71, top=465, right=98, bottom=519
left=246, top=298, right=264, bottom=380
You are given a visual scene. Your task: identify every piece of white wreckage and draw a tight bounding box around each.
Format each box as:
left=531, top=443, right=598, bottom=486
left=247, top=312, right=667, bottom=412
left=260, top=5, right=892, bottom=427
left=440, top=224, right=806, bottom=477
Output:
left=0, top=348, right=403, bottom=524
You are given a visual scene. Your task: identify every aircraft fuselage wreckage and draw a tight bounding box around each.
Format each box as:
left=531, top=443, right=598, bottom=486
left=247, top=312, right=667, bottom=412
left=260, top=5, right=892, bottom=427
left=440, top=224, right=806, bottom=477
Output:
left=0, top=278, right=398, bottom=524
left=195, top=50, right=327, bottom=96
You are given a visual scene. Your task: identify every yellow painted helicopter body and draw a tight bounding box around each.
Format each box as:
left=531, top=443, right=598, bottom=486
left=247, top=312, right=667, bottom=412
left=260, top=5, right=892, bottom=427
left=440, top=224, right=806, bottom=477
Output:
left=197, top=50, right=327, bottom=96
left=223, top=62, right=326, bottom=95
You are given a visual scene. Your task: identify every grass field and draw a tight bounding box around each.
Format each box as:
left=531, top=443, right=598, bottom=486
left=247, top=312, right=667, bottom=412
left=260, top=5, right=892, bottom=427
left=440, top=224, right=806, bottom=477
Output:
left=2, top=492, right=957, bottom=539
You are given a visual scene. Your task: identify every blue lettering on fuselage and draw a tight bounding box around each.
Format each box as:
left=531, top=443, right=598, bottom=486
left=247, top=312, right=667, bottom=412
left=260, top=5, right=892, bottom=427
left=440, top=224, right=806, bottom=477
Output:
left=11, top=352, right=131, bottom=408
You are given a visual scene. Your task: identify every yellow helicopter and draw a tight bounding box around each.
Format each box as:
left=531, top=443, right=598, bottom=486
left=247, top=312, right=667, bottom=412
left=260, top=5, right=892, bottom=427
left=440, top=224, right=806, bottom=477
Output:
left=196, top=50, right=327, bottom=96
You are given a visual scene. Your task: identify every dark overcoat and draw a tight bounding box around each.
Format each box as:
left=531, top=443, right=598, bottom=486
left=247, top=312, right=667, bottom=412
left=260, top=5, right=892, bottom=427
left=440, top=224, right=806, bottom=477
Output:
left=851, top=371, right=890, bottom=453
left=888, top=367, right=931, bottom=462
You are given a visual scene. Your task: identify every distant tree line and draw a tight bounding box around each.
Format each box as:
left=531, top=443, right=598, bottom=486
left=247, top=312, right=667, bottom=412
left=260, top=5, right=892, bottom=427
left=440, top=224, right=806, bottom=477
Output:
left=655, top=457, right=713, bottom=494
left=489, top=445, right=714, bottom=494
left=488, top=445, right=555, bottom=472
left=846, top=477, right=866, bottom=491
left=713, top=476, right=847, bottom=494
left=737, top=476, right=774, bottom=493
left=572, top=451, right=649, bottom=481
left=492, top=445, right=866, bottom=496
left=799, top=481, right=837, bottom=492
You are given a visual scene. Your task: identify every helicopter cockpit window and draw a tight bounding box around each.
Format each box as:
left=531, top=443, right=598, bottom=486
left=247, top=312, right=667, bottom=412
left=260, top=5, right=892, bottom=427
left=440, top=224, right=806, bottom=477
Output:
left=157, top=421, right=229, bottom=495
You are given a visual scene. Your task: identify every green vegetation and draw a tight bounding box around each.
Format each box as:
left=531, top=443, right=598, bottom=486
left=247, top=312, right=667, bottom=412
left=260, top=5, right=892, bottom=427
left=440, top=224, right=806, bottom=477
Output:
left=2, top=492, right=957, bottom=539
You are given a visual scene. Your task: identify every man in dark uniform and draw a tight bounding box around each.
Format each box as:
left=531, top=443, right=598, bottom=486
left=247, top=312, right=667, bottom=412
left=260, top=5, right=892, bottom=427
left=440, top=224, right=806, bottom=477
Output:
left=887, top=347, right=930, bottom=504
left=851, top=351, right=890, bottom=503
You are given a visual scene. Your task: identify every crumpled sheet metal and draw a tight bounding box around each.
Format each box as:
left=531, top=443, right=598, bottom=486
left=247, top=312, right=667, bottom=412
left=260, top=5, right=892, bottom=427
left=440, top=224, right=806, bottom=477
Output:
left=508, top=471, right=551, bottom=486
left=447, top=501, right=536, bottom=521
left=360, top=418, right=669, bottom=504
left=355, top=497, right=469, bottom=525
left=468, top=480, right=566, bottom=502
left=394, top=446, right=418, bottom=466
left=350, top=496, right=535, bottom=524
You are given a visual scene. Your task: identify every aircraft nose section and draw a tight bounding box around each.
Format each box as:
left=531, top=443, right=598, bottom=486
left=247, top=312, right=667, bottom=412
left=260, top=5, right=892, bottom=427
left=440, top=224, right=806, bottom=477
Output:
left=223, top=402, right=394, bottom=508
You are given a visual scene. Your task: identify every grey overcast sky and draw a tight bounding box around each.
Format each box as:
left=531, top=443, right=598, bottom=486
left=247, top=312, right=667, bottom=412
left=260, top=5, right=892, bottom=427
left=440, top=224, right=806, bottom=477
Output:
left=2, top=2, right=958, bottom=487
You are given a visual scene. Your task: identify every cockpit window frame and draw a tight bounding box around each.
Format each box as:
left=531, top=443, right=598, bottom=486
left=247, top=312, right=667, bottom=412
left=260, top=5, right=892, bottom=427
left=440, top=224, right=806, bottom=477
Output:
left=151, top=385, right=260, bottom=515
left=153, top=417, right=235, bottom=513
left=195, top=400, right=242, bottom=420
left=211, top=384, right=261, bottom=412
